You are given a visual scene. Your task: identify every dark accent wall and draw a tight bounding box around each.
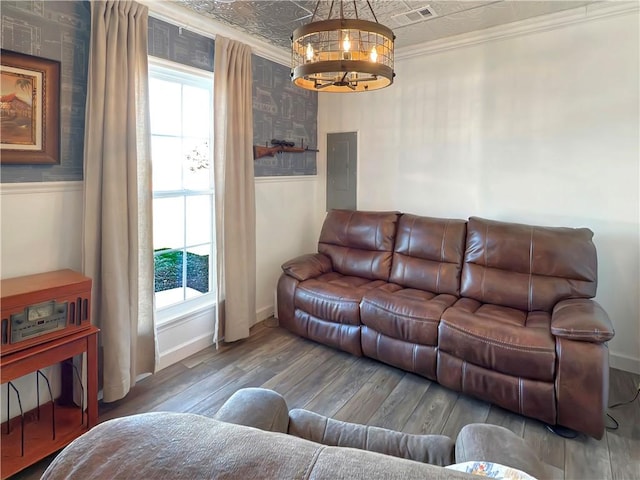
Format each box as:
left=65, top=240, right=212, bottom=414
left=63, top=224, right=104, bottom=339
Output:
left=148, top=17, right=214, bottom=72
left=0, top=1, right=89, bottom=183
left=253, top=56, right=317, bottom=176
left=0, top=6, right=316, bottom=182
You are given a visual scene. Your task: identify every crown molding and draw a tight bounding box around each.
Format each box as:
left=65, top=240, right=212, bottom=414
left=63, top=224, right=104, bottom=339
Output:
left=141, top=0, right=291, bottom=66
left=395, top=1, right=640, bottom=61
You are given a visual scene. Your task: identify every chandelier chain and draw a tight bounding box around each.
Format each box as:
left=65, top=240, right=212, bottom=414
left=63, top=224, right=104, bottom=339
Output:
left=365, top=0, right=378, bottom=23
left=310, top=0, right=321, bottom=23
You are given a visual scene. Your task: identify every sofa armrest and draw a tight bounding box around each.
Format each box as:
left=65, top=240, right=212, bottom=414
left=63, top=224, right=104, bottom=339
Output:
left=213, top=388, right=289, bottom=433
left=551, top=299, right=614, bottom=342
left=281, top=253, right=332, bottom=282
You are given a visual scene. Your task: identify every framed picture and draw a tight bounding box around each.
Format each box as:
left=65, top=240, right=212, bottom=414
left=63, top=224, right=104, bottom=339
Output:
left=1, top=50, right=60, bottom=165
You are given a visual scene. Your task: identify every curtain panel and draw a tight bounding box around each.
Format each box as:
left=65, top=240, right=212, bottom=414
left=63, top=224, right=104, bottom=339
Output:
left=83, top=0, right=157, bottom=402
left=213, top=36, right=256, bottom=343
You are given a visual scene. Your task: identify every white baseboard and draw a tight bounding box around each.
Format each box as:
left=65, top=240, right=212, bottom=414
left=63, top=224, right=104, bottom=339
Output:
left=255, top=305, right=274, bottom=325
left=610, top=352, right=640, bottom=375
left=157, top=331, right=214, bottom=371
left=158, top=305, right=274, bottom=369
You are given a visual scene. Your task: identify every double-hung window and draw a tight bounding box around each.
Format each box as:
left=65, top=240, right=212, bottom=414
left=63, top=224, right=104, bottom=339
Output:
left=149, top=60, right=215, bottom=322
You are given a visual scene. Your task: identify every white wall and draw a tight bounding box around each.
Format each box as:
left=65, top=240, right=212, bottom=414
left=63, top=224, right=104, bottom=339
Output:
left=318, top=9, right=640, bottom=372
left=255, top=176, right=325, bottom=322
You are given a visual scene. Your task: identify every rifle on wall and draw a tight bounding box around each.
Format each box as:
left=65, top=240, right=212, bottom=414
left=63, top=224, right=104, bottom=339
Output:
left=253, top=139, right=319, bottom=160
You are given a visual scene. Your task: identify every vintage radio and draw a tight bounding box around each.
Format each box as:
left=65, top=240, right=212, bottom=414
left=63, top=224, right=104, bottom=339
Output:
left=1, top=269, right=92, bottom=356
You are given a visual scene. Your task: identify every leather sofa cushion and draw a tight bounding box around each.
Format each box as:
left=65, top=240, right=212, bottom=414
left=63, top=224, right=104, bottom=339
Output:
left=439, top=299, right=556, bottom=382
left=461, top=217, right=597, bottom=312
left=295, top=273, right=386, bottom=325
left=360, top=285, right=457, bottom=346
left=318, top=210, right=399, bottom=281
left=390, top=214, right=466, bottom=296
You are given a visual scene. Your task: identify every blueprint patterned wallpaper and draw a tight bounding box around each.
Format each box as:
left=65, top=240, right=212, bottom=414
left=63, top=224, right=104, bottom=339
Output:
left=0, top=5, right=315, bottom=181
left=253, top=56, right=317, bottom=176
left=1, top=1, right=89, bottom=183
left=148, top=17, right=214, bottom=72
left=149, top=18, right=318, bottom=177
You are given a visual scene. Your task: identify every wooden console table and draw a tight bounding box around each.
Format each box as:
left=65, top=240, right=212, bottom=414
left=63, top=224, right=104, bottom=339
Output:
left=0, top=326, right=99, bottom=478
left=0, top=269, right=99, bottom=479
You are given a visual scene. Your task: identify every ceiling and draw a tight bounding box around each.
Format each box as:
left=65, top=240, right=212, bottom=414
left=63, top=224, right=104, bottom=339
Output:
left=175, top=0, right=599, bottom=50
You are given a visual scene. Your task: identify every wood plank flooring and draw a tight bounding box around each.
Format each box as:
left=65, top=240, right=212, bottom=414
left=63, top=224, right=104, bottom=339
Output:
left=13, top=321, right=640, bottom=479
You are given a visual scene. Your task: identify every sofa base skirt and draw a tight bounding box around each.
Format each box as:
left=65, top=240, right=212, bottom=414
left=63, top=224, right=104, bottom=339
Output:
left=361, top=327, right=437, bottom=381
left=436, top=351, right=556, bottom=426
left=292, top=310, right=363, bottom=357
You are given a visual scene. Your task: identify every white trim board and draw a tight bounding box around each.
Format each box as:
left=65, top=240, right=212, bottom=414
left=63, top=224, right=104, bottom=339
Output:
left=157, top=331, right=214, bottom=371
left=255, top=175, right=318, bottom=184
left=610, top=352, right=640, bottom=375
left=0, top=181, right=83, bottom=195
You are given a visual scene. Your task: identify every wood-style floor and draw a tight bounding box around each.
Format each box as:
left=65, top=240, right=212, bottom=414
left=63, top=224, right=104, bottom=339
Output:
left=14, top=321, right=640, bottom=480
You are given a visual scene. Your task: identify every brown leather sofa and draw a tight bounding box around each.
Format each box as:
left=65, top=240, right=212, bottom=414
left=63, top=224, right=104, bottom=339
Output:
left=277, top=210, right=615, bottom=439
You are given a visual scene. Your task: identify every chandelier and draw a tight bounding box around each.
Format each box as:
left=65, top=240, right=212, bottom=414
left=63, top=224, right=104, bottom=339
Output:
left=291, top=1, right=395, bottom=92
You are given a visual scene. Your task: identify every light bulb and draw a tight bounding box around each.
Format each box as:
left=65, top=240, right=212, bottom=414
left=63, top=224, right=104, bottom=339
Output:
left=306, top=43, right=314, bottom=61
left=342, top=34, right=351, bottom=52
left=370, top=46, right=378, bottom=62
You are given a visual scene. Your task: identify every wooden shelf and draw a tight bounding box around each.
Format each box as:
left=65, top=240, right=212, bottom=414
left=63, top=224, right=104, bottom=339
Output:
left=0, top=326, right=99, bottom=479
left=1, top=404, right=89, bottom=478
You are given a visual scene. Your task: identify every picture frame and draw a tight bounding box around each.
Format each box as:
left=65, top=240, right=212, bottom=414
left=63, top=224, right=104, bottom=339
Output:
left=1, top=50, right=60, bottom=165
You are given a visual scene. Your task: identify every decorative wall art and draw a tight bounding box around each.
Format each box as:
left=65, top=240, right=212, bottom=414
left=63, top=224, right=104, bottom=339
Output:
left=1, top=50, right=60, bottom=164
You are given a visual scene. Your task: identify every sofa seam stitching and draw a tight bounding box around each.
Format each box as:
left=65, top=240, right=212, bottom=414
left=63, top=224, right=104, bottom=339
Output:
left=362, top=299, right=441, bottom=322
left=297, top=288, right=361, bottom=304
left=528, top=227, right=534, bottom=312
left=443, top=323, right=555, bottom=353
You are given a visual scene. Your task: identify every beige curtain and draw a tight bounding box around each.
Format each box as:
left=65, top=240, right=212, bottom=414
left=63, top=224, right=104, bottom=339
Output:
left=83, top=0, right=157, bottom=402
left=213, top=36, right=256, bottom=343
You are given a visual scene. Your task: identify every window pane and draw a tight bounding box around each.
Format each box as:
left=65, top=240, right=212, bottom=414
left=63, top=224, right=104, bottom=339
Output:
left=154, top=250, right=184, bottom=293
left=150, top=62, right=214, bottom=314
left=153, top=197, right=185, bottom=250
left=149, top=78, right=182, bottom=136
left=186, top=244, right=211, bottom=298
left=152, top=136, right=183, bottom=191
left=186, top=195, right=212, bottom=246
left=183, top=85, right=211, bottom=138
left=183, top=138, right=211, bottom=191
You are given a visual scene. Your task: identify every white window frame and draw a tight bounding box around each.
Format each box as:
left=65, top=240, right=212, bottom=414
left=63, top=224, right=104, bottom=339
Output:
left=149, top=57, right=216, bottom=325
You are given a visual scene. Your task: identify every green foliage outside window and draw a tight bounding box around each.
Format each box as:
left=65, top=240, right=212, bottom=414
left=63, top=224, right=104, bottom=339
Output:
left=154, top=249, right=209, bottom=293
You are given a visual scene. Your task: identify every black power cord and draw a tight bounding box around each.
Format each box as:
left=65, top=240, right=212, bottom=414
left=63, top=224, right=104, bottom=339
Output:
left=606, top=386, right=640, bottom=431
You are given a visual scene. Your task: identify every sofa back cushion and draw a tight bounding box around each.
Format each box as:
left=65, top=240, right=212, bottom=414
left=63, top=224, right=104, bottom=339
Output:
left=318, top=210, right=399, bottom=281
left=461, top=217, right=597, bottom=312
left=389, top=214, right=467, bottom=296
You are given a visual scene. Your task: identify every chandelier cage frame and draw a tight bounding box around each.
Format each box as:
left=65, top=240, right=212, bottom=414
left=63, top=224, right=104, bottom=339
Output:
left=291, top=0, right=396, bottom=92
